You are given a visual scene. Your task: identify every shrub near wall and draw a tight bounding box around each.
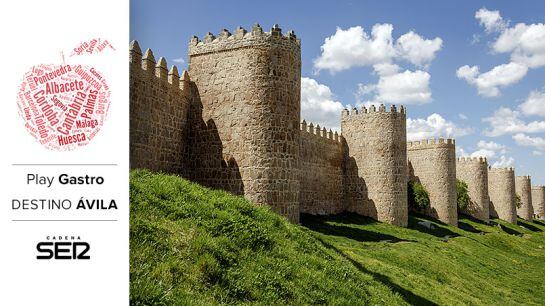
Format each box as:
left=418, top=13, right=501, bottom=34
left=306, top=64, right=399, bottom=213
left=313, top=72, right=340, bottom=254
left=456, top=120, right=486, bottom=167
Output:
left=408, top=181, right=430, bottom=212
left=457, top=180, right=470, bottom=212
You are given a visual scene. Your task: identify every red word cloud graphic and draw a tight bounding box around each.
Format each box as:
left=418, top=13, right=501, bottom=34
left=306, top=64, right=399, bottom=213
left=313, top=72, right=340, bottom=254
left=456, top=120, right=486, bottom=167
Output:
left=16, top=40, right=112, bottom=151
left=70, top=38, right=115, bottom=57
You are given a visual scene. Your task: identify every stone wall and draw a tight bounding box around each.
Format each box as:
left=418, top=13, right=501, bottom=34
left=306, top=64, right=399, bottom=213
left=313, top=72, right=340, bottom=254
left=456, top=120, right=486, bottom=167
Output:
left=488, top=167, right=517, bottom=224
left=129, top=41, right=191, bottom=175
left=408, top=139, right=457, bottom=226
left=515, top=175, right=533, bottom=221
left=341, top=105, right=408, bottom=227
left=187, top=24, right=302, bottom=223
left=532, top=186, right=545, bottom=220
left=456, top=157, right=489, bottom=222
left=299, top=121, right=344, bottom=214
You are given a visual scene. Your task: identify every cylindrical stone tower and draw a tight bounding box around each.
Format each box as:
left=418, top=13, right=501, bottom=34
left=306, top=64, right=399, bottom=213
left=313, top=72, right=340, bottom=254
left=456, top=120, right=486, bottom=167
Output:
left=532, top=186, right=545, bottom=220
left=341, top=104, right=408, bottom=227
left=488, top=167, right=517, bottom=224
left=187, top=24, right=301, bottom=223
left=407, top=139, right=457, bottom=226
left=515, top=175, right=533, bottom=221
left=456, top=157, right=490, bottom=222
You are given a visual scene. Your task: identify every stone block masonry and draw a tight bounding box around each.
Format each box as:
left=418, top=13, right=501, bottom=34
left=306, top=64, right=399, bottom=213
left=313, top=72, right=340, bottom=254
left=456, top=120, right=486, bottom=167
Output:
left=129, top=41, right=191, bottom=176
left=130, top=23, right=533, bottom=226
left=299, top=121, right=344, bottom=215
left=515, top=176, right=533, bottom=221
left=532, top=186, right=545, bottom=220
left=341, top=105, right=408, bottom=227
left=187, top=24, right=302, bottom=223
left=488, top=167, right=517, bottom=224
left=456, top=157, right=489, bottom=222
left=408, top=139, right=457, bottom=226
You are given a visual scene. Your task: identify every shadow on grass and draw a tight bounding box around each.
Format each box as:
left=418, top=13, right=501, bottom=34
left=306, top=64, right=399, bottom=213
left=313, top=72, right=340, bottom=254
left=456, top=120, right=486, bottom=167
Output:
left=533, top=219, right=545, bottom=227
left=517, top=219, right=542, bottom=232
left=312, top=234, right=438, bottom=306
left=457, top=221, right=482, bottom=233
left=408, top=214, right=460, bottom=239
left=459, top=214, right=491, bottom=225
left=301, top=213, right=415, bottom=243
left=489, top=220, right=523, bottom=236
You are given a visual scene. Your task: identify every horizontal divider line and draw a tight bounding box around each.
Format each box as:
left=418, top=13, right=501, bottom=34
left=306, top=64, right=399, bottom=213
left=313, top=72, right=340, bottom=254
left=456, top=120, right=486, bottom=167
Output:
left=12, top=219, right=118, bottom=222
left=11, top=164, right=118, bottom=166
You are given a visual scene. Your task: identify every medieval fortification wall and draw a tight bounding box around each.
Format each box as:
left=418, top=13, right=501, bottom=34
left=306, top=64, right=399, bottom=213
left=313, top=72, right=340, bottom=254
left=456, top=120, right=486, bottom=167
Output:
left=129, top=41, right=191, bottom=176
left=456, top=157, right=489, bottom=222
left=515, top=176, right=534, bottom=221
left=408, top=139, right=457, bottom=226
left=488, top=167, right=517, bottom=224
left=187, top=24, right=302, bottom=223
left=299, top=121, right=344, bottom=215
left=129, top=23, right=540, bottom=226
left=532, top=186, right=545, bottom=220
left=341, top=105, right=408, bottom=227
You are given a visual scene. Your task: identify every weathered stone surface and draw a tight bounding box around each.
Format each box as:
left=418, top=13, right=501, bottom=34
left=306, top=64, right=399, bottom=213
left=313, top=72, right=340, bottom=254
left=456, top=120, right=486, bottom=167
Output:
left=129, top=43, right=190, bottom=175
left=515, top=176, right=533, bottom=221
left=456, top=157, right=489, bottom=222
left=299, top=122, right=344, bottom=215
left=341, top=106, right=408, bottom=227
left=187, top=26, right=302, bottom=223
left=488, top=167, right=517, bottom=224
left=532, top=186, right=545, bottom=220
left=408, top=139, right=457, bottom=226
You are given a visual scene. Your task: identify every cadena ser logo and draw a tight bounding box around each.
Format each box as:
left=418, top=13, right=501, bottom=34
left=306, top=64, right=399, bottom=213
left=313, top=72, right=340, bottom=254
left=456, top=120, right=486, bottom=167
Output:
left=36, top=235, right=90, bottom=260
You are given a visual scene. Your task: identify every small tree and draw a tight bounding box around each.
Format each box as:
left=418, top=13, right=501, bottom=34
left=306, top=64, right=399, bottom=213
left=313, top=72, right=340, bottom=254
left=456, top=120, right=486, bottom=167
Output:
left=515, top=194, right=522, bottom=209
left=456, top=179, right=471, bottom=211
left=408, top=181, right=430, bottom=211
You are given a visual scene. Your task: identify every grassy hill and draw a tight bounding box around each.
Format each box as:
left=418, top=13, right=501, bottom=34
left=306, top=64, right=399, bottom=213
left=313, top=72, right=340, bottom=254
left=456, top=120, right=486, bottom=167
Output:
left=130, top=170, right=545, bottom=305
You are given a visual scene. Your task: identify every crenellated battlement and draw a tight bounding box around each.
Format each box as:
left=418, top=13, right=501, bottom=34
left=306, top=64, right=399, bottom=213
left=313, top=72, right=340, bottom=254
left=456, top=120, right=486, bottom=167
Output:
left=300, top=120, right=342, bottom=143
left=341, top=104, right=406, bottom=117
left=489, top=166, right=515, bottom=173
left=130, top=40, right=191, bottom=93
left=517, top=175, right=531, bottom=180
left=188, top=23, right=300, bottom=56
left=407, top=138, right=455, bottom=149
left=456, top=156, right=488, bottom=164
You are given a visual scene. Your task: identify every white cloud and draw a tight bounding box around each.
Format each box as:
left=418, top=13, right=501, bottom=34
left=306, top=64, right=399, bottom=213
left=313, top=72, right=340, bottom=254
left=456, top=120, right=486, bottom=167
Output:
left=468, top=140, right=506, bottom=159
left=396, top=31, right=443, bottom=68
left=314, top=24, right=442, bottom=73
left=459, top=140, right=513, bottom=167
left=492, top=155, right=515, bottom=167
left=406, top=113, right=473, bottom=141
left=512, top=133, right=545, bottom=150
left=373, top=62, right=400, bottom=76
left=493, top=23, right=545, bottom=68
left=300, top=77, right=344, bottom=131
left=475, top=8, right=508, bottom=34
left=358, top=69, right=432, bottom=105
left=457, top=146, right=469, bottom=157
left=172, top=57, right=185, bottom=64
left=459, top=9, right=545, bottom=97
left=532, top=150, right=543, bottom=156
left=459, top=113, right=468, bottom=120
left=313, top=25, right=395, bottom=73
left=520, top=90, right=545, bottom=117
left=456, top=62, right=528, bottom=97
left=476, top=140, right=506, bottom=153
left=357, top=63, right=432, bottom=105
left=483, top=107, right=545, bottom=136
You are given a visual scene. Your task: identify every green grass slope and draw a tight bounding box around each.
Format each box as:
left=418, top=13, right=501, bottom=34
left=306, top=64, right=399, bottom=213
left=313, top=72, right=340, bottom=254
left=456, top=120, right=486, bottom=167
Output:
left=130, top=170, right=545, bottom=305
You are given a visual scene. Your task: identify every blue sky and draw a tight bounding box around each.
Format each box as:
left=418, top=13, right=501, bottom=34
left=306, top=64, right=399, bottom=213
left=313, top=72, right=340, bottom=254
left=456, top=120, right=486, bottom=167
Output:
left=131, top=0, right=545, bottom=184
